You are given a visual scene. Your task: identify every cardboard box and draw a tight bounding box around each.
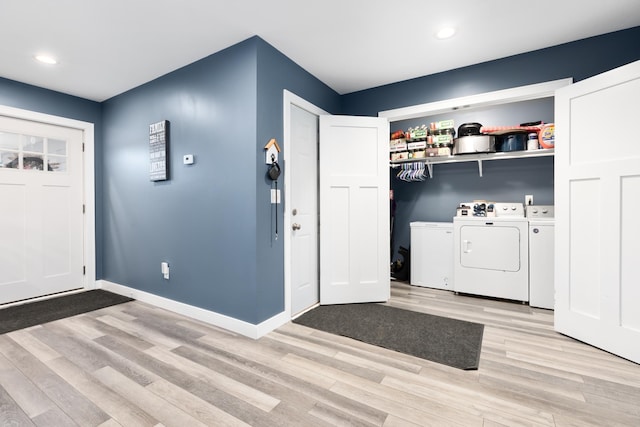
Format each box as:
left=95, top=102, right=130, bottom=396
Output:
left=391, top=151, right=409, bottom=161
left=389, top=139, right=407, bottom=152
left=407, top=141, right=427, bottom=150
left=430, top=120, right=455, bottom=131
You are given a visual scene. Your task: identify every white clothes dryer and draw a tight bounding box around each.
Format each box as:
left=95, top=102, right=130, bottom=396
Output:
left=453, top=203, right=529, bottom=302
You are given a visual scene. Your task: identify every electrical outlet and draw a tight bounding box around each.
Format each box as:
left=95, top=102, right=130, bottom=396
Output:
left=525, top=195, right=534, bottom=206
left=161, top=262, right=170, bottom=280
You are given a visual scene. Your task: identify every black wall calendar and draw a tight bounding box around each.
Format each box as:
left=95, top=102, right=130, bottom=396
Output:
left=149, top=120, right=169, bottom=181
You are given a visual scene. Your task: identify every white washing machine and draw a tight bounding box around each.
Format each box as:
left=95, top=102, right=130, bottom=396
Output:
left=410, top=222, right=453, bottom=290
left=527, top=205, right=555, bottom=309
left=453, top=202, right=529, bottom=302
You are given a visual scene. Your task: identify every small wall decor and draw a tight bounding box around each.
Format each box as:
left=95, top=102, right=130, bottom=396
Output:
left=264, top=138, right=281, bottom=165
left=149, top=120, right=169, bottom=181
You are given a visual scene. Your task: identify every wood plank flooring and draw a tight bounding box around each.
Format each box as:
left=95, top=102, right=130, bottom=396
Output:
left=1, top=282, right=639, bottom=426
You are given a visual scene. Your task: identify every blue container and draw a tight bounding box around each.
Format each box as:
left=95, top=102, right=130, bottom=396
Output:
left=497, top=133, right=527, bottom=152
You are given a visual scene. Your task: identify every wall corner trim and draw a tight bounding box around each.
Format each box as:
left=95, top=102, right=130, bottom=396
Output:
left=97, top=280, right=289, bottom=339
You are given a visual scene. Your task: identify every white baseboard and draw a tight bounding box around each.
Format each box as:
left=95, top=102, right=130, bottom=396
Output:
left=97, top=280, right=289, bottom=339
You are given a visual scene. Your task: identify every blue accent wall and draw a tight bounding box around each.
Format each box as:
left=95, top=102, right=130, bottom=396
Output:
left=101, top=39, right=260, bottom=322
left=341, top=26, right=640, bottom=263
left=100, top=37, right=338, bottom=324
left=0, top=77, right=104, bottom=278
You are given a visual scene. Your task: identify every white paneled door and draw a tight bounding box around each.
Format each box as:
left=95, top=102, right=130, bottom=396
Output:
left=0, top=116, right=84, bottom=304
left=555, top=60, right=640, bottom=364
left=319, top=115, right=390, bottom=304
left=290, top=104, right=320, bottom=316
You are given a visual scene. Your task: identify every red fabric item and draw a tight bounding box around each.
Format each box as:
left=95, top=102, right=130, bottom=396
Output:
left=480, top=125, right=541, bottom=135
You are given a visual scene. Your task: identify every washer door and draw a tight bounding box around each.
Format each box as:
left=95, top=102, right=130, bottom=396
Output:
left=459, top=225, right=521, bottom=272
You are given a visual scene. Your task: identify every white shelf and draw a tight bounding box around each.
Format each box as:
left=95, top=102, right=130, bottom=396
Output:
left=390, top=148, right=554, bottom=178
left=381, top=78, right=570, bottom=179
left=378, top=78, right=573, bottom=122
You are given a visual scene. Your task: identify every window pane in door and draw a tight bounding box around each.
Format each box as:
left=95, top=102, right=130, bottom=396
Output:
left=48, top=155, right=67, bottom=172
left=0, top=151, right=19, bottom=168
left=23, top=135, right=44, bottom=153
left=23, top=155, right=45, bottom=170
left=0, top=132, right=20, bottom=150
left=48, top=138, right=67, bottom=156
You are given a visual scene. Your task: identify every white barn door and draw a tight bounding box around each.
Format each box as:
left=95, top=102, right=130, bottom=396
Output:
left=0, top=115, right=84, bottom=304
left=319, top=115, right=390, bottom=305
left=555, top=60, right=640, bottom=363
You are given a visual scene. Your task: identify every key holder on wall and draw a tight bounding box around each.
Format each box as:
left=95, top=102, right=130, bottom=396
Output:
left=264, top=138, right=281, bottom=166
left=265, top=138, right=282, bottom=239
left=268, top=158, right=281, bottom=180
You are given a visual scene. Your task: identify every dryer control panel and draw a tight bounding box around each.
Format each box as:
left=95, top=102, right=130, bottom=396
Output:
left=494, top=202, right=525, bottom=217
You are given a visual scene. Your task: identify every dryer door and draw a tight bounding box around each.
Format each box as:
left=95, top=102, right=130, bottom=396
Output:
left=459, top=224, right=521, bottom=272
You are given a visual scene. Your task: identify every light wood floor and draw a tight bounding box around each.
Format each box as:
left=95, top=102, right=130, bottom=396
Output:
left=1, top=282, right=639, bottom=427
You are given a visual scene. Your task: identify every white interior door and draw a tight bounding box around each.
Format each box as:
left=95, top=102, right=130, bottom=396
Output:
left=290, top=104, right=319, bottom=316
left=319, top=115, right=390, bottom=304
left=0, top=115, right=84, bottom=304
left=555, top=60, right=640, bottom=364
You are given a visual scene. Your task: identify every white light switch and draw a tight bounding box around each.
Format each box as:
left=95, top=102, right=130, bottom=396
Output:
left=270, top=189, right=281, bottom=204
left=183, top=154, right=194, bottom=165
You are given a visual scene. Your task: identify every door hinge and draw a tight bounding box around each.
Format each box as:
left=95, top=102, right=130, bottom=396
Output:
left=82, top=142, right=85, bottom=152
left=83, top=204, right=85, bottom=214
left=83, top=266, right=86, bottom=275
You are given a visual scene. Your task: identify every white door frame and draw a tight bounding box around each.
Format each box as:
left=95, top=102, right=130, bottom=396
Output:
left=283, top=90, right=327, bottom=318
left=0, top=104, right=96, bottom=291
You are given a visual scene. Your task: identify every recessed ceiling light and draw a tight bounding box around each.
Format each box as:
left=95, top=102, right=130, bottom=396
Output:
left=436, top=27, right=456, bottom=40
left=34, top=54, right=58, bottom=65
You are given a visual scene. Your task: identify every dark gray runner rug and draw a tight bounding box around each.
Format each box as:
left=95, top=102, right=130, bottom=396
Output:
left=293, top=303, right=484, bottom=370
left=0, top=290, right=133, bottom=334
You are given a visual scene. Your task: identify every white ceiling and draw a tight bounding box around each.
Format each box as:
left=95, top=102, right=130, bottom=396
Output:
left=2, top=0, right=640, bottom=102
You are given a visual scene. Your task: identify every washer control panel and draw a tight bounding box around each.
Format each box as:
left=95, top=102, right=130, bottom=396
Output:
left=526, top=205, right=555, bottom=219
left=494, top=202, right=525, bottom=217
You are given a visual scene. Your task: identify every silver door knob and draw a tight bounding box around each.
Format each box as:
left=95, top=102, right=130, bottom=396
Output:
left=292, top=223, right=301, bottom=230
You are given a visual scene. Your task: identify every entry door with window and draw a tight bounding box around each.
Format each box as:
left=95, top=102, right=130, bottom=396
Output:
left=0, top=116, right=84, bottom=304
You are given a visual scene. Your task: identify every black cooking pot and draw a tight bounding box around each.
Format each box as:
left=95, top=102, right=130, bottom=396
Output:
left=458, top=122, right=482, bottom=137
left=496, top=132, right=527, bottom=152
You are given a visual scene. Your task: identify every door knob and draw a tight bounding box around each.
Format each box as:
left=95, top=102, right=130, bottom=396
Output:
left=292, top=223, right=301, bottom=230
